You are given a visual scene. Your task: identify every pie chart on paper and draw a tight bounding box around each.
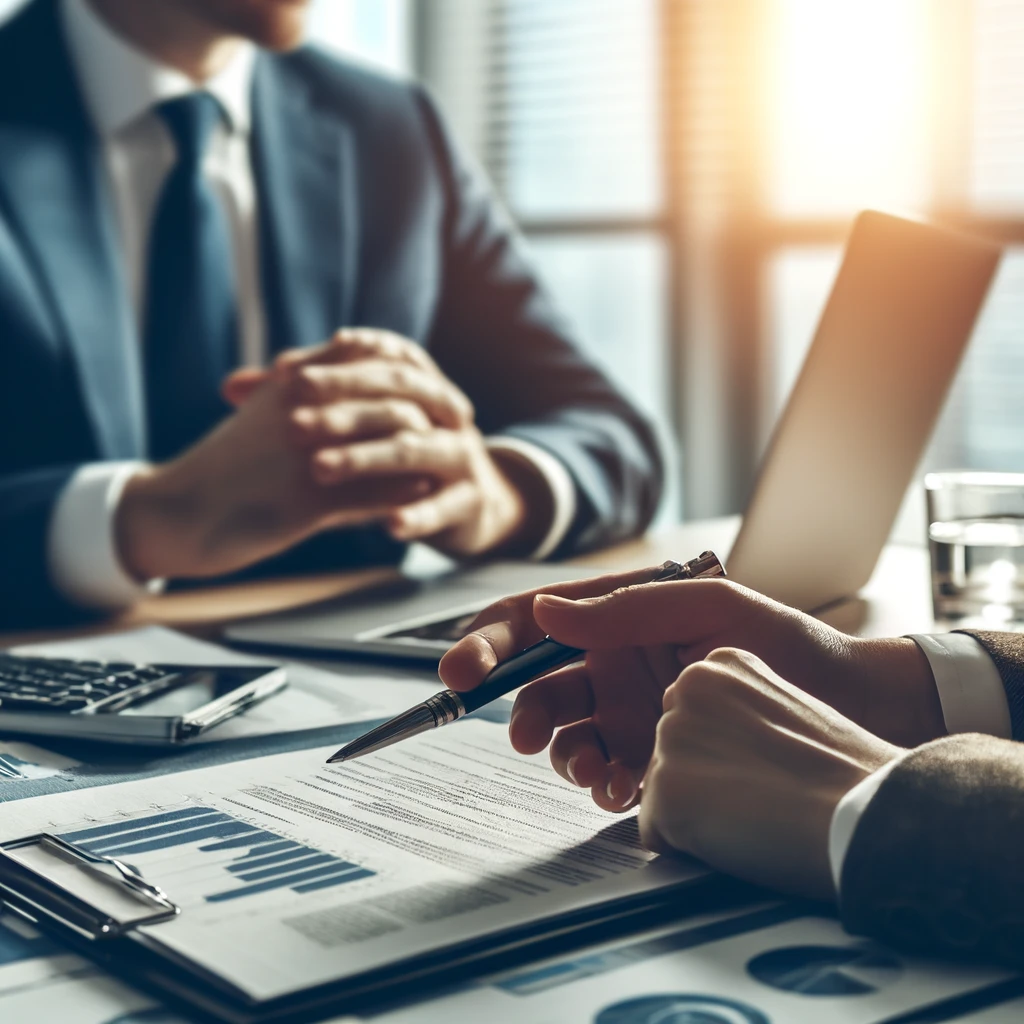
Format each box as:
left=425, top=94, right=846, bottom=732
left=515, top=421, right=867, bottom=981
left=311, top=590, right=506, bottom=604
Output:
left=746, top=944, right=903, bottom=996
left=594, top=994, right=770, bottom=1024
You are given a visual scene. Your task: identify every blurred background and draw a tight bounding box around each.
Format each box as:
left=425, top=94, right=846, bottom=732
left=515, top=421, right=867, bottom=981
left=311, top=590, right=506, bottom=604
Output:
left=5, top=0, right=1024, bottom=525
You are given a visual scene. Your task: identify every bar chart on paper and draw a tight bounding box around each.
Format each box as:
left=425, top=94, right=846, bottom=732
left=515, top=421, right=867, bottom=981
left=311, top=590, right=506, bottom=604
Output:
left=0, top=742, right=77, bottom=784
left=58, top=807, right=375, bottom=905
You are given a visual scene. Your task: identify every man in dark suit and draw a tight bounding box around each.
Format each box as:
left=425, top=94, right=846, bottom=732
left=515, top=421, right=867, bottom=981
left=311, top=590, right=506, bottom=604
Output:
left=0, top=0, right=662, bottom=625
left=440, top=570, right=1024, bottom=969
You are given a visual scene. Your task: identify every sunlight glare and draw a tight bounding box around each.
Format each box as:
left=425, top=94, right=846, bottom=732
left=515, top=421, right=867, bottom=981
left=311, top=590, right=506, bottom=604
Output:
left=768, top=0, right=931, bottom=215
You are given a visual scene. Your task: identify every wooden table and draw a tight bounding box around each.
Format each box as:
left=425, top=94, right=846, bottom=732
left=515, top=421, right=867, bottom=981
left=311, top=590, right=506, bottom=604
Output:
left=0, top=518, right=936, bottom=649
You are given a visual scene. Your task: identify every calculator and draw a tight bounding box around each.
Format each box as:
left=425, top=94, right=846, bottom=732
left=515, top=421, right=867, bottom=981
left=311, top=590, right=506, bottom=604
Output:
left=0, top=653, right=287, bottom=744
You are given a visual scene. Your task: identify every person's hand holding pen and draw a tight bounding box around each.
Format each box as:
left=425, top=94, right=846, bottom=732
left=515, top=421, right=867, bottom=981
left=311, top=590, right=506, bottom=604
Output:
left=438, top=570, right=946, bottom=815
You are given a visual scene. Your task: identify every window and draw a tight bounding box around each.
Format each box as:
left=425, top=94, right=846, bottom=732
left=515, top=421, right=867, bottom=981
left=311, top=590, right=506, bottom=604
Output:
left=491, top=0, right=661, bottom=220
left=761, top=0, right=1024, bottom=483
left=419, top=0, right=679, bottom=521
left=307, top=0, right=411, bottom=74
left=418, top=0, right=1024, bottom=523
left=971, top=0, right=1024, bottom=213
left=765, top=0, right=933, bottom=218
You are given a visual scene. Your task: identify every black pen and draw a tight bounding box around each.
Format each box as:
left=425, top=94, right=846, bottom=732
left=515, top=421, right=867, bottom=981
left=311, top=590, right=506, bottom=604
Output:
left=325, top=550, right=726, bottom=764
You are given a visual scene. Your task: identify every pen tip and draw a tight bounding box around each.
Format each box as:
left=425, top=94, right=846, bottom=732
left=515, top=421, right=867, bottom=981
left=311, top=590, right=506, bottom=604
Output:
left=325, top=754, right=344, bottom=764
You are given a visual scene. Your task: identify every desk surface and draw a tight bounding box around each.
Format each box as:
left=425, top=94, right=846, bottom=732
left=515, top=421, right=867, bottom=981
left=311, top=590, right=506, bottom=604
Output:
left=0, top=518, right=936, bottom=649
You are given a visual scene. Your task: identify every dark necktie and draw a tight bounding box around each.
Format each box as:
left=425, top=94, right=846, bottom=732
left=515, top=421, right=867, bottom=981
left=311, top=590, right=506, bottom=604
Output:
left=144, top=93, right=238, bottom=461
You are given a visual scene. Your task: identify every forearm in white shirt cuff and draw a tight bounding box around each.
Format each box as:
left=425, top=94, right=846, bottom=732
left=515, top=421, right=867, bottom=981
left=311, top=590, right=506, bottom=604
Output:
left=828, top=631, right=1011, bottom=898
left=486, top=436, right=576, bottom=560
left=908, top=633, right=1012, bottom=739
left=828, top=755, right=906, bottom=897
left=47, top=461, right=166, bottom=611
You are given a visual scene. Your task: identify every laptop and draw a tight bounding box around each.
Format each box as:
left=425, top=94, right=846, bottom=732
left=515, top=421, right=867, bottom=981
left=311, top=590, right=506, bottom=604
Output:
left=226, top=211, right=1000, bottom=660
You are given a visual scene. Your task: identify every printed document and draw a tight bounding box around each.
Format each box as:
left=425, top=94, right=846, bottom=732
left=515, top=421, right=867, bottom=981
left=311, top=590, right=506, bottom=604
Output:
left=0, top=917, right=160, bottom=1023
left=363, top=907, right=1013, bottom=1024
left=1, top=719, right=705, bottom=1002
left=3, top=901, right=1014, bottom=1024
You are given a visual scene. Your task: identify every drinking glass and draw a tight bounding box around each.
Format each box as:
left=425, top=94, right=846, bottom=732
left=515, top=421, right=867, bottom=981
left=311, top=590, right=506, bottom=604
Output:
left=926, top=471, right=1024, bottom=624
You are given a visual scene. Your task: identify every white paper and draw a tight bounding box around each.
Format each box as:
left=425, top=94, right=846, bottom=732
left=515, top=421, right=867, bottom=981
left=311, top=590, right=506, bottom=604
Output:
left=0, top=720, right=705, bottom=1002
left=366, top=912, right=1013, bottom=1024
left=12, top=625, right=440, bottom=742
left=948, top=1000, right=1024, bottom=1022
left=0, top=741, right=79, bottom=781
left=0, top=917, right=173, bottom=1022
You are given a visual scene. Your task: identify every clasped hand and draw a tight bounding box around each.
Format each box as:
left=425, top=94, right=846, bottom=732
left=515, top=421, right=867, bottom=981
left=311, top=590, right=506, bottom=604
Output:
left=227, top=328, right=530, bottom=557
left=117, top=329, right=531, bottom=581
left=439, top=570, right=947, bottom=899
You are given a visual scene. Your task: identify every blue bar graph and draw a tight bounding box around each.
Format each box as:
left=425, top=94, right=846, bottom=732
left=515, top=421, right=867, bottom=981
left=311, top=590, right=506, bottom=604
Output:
left=0, top=752, right=67, bottom=783
left=58, top=807, right=374, bottom=904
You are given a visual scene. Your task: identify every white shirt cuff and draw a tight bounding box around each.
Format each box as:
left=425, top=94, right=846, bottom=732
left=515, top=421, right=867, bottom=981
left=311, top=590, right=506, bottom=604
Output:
left=828, top=755, right=907, bottom=896
left=908, top=633, right=1012, bottom=739
left=486, top=436, right=576, bottom=560
left=47, top=461, right=166, bottom=611
left=828, top=631, right=1011, bottom=898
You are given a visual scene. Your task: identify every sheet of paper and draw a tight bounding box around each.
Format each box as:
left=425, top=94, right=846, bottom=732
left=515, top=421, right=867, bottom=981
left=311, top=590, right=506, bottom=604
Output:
left=0, top=917, right=173, bottom=1023
left=361, top=906, right=1014, bottom=1024
left=1, top=719, right=706, bottom=1003
left=950, top=1000, right=1024, bottom=1023
left=0, top=741, right=79, bottom=781
left=13, top=625, right=440, bottom=743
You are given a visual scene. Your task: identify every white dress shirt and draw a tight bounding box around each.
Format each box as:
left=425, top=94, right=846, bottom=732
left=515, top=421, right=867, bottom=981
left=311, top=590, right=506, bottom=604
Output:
left=828, top=631, right=1012, bottom=895
left=47, top=0, right=575, bottom=610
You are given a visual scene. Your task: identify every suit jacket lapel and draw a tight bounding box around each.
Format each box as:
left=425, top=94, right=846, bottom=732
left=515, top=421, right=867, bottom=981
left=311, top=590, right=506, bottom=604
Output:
left=0, top=0, right=142, bottom=459
left=252, top=55, right=357, bottom=354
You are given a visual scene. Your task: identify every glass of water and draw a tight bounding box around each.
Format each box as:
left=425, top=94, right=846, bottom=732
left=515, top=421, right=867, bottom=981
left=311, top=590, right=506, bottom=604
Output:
left=926, top=471, right=1024, bottom=625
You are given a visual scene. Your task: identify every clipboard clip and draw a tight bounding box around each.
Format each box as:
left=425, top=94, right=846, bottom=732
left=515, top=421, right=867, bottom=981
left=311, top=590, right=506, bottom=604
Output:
left=39, top=834, right=176, bottom=909
left=0, top=832, right=180, bottom=940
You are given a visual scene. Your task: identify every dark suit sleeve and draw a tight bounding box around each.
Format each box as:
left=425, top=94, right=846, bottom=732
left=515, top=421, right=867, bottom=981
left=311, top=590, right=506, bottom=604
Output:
left=0, top=464, right=88, bottom=628
left=956, top=630, right=1024, bottom=741
left=840, top=733, right=1024, bottom=968
left=411, top=88, right=664, bottom=556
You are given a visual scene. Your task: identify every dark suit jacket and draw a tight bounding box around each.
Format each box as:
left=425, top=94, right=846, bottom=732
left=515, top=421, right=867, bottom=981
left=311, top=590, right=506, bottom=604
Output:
left=0, top=0, right=663, bottom=626
left=840, top=629, right=1024, bottom=968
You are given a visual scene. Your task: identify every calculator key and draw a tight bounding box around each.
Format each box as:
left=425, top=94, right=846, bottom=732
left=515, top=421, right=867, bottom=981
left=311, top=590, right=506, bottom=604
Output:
left=113, top=673, right=156, bottom=688
left=52, top=697, right=93, bottom=711
left=14, top=684, right=55, bottom=695
left=102, top=679, right=133, bottom=692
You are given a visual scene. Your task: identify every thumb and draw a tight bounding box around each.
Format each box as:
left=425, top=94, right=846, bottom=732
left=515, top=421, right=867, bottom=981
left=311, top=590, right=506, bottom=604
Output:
left=222, top=367, right=271, bottom=407
left=532, top=578, right=740, bottom=650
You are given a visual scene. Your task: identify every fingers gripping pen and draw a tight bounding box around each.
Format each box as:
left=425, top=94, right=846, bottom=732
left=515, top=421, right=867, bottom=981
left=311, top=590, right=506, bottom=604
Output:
left=325, top=551, right=726, bottom=764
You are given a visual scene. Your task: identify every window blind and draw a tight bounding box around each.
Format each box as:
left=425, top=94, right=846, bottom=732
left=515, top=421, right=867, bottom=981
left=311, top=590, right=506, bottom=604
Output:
left=485, top=0, right=662, bottom=221
left=971, top=0, right=1024, bottom=212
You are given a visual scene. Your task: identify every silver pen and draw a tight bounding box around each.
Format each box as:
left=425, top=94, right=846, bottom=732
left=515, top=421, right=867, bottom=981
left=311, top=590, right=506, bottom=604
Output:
left=326, top=550, right=726, bottom=764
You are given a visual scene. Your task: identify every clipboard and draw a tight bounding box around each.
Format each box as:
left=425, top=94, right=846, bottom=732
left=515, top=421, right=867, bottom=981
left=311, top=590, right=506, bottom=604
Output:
left=0, top=830, right=751, bottom=1024
left=0, top=833, right=179, bottom=938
